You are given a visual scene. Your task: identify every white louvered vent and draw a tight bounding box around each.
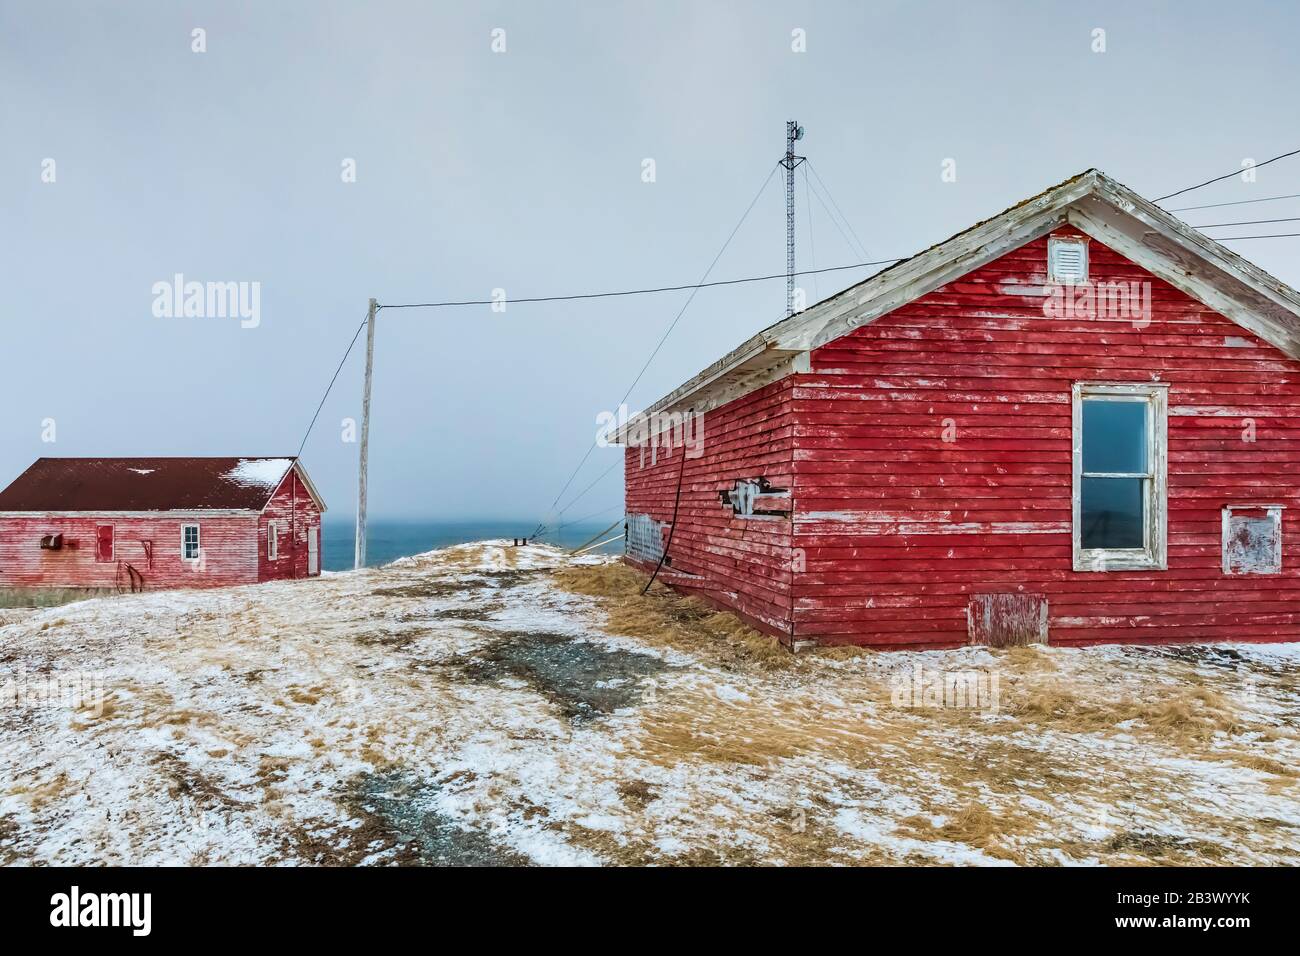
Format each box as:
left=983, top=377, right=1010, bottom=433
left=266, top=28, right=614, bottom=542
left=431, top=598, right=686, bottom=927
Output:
left=1048, top=238, right=1089, bottom=283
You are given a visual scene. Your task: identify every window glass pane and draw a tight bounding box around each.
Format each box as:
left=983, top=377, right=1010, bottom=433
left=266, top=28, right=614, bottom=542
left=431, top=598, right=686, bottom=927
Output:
left=1082, top=399, right=1147, bottom=474
left=1081, top=477, right=1145, bottom=549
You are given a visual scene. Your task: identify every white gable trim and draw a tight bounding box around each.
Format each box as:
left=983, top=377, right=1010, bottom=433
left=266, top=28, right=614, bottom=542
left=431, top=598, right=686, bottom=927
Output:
left=259, top=460, right=328, bottom=515
left=291, top=462, right=328, bottom=514
left=607, top=169, right=1300, bottom=444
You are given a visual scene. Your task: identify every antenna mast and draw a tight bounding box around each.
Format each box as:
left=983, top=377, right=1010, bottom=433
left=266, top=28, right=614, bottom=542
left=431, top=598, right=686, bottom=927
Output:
left=779, top=120, right=806, bottom=317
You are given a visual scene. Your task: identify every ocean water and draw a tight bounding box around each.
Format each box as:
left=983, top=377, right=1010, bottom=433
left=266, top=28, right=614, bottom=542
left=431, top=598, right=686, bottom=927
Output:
left=321, top=519, right=622, bottom=572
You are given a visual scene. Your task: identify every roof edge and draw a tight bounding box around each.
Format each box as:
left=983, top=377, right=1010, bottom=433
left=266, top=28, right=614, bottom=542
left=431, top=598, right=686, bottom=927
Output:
left=609, top=167, right=1300, bottom=442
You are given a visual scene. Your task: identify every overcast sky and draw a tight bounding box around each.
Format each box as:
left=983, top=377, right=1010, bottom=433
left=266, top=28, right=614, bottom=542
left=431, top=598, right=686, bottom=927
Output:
left=3, top=1, right=1298, bottom=524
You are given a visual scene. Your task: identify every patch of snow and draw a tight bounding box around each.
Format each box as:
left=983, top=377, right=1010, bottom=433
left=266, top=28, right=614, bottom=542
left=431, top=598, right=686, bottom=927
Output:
left=713, top=684, right=751, bottom=704
left=2, top=539, right=1297, bottom=867
left=222, top=458, right=292, bottom=490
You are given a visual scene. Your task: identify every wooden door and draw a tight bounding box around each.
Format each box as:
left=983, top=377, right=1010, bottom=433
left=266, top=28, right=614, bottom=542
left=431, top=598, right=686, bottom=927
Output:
left=307, top=526, right=319, bottom=575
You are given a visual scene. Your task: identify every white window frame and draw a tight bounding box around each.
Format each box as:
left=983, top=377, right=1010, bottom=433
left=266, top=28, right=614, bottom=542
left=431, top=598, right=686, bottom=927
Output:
left=1072, top=382, right=1168, bottom=572
left=267, top=520, right=279, bottom=561
left=181, top=523, right=201, bottom=561
left=1048, top=236, right=1089, bottom=284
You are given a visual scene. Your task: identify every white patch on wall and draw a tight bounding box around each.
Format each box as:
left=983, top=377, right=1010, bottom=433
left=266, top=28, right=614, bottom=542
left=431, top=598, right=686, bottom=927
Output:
left=721, top=478, right=791, bottom=517
left=1222, top=505, right=1283, bottom=575
left=626, top=512, right=668, bottom=563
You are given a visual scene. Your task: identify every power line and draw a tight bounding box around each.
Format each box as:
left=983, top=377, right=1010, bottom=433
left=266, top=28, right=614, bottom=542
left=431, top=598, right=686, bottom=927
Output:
left=801, top=164, right=819, bottom=300
left=1193, top=216, right=1300, bottom=229
left=533, top=461, right=621, bottom=540
left=1168, top=192, right=1300, bottom=213
left=300, top=158, right=1300, bottom=540
left=805, top=170, right=867, bottom=264
left=296, top=310, right=370, bottom=458
left=556, top=503, right=624, bottom=532
left=380, top=258, right=898, bottom=310
left=373, top=195, right=1300, bottom=318
left=530, top=162, right=783, bottom=540
left=1153, top=147, right=1300, bottom=202
left=529, top=166, right=1300, bottom=534
left=380, top=226, right=1295, bottom=317
left=807, top=160, right=871, bottom=260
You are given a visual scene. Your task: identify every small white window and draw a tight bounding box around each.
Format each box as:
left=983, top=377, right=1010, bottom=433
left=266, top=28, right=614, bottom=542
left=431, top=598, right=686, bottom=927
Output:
left=268, top=521, right=279, bottom=561
left=1072, top=382, right=1168, bottom=571
left=181, top=523, right=201, bottom=561
left=1049, top=237, right=1089, bottom=284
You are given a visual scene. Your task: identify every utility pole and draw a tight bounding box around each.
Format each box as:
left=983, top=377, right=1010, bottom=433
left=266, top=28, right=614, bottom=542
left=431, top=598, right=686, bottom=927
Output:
left=778, top=120, right=806, bottom=317
left=355, top=297, right=377, bottom=570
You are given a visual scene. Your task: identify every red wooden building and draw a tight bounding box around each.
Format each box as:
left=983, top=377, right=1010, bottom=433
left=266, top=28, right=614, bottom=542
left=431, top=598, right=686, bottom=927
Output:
left=0, top=457, right=326, bottom=600
left=613, top=170, right=1300, bottom=649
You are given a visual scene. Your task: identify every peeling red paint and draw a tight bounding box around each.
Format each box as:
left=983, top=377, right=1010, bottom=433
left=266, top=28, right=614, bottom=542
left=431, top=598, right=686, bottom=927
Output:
left=0, top=461, right=324, bottom=594
left=624, top=232, right=1300, bottom=649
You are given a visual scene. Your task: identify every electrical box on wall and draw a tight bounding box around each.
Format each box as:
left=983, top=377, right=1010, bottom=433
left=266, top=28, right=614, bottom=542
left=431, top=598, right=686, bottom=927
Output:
left=719, top=478, right=791, bottom=517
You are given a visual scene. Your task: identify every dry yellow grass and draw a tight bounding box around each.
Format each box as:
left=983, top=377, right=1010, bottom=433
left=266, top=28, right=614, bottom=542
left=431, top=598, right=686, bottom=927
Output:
left=1011, top=682, right=1241, bottom=741
left=553, top=560, right=1297, bottom=864
left=553, top=560, right=875, bottom=669
left=553, top=562, right=793, bottom=670
left=898, top=803, right=1039, bottom=864
left=6, top=540, right=1295, bottom=867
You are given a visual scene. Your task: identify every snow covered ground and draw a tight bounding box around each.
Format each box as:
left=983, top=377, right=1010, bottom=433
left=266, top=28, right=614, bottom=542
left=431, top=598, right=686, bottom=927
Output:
left=0, top=541, right=1296, bottom=866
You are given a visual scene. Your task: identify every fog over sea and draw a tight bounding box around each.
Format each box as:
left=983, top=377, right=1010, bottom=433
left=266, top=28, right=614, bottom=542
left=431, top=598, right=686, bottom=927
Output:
left=321, top=519, right=622, bottom=571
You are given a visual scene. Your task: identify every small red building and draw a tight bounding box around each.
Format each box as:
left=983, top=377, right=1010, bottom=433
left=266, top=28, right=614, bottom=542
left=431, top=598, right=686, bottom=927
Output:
left=0, top=457, right=326, bottom=600
left=613, top=170, right=1300, bottom=649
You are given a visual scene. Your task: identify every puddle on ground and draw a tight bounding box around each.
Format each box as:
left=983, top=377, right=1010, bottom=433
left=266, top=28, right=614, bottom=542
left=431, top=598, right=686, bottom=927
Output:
left=476, top=569, right=546, bottom=587
left=457, top=630, right=669, bottom=721
left=369, top=569, right=543, bottom=601
left=352, top=626, right=430, bottom=649
left=371, top=580, right=485, bottom=600
left=1141, top=643, right=1295, bottom=680
left=434, top=604, right=504, bottom=622
left=342, top=771, right=532, bottom=866
left=1103, top=830, right=1225, bottom=861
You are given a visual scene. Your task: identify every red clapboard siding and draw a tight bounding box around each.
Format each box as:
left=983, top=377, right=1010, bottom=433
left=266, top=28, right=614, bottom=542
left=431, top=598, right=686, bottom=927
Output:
left=0, top=462, right=324, bottom=594
left=0, top=514, right=260, bottom=590
left=625, top=227, right=1300, bottom=649
left=258, top=468, right=322, bottom=582
left=624, top=378, right=796, bottom=638
left=790, top=229, right=1300, bottom=648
